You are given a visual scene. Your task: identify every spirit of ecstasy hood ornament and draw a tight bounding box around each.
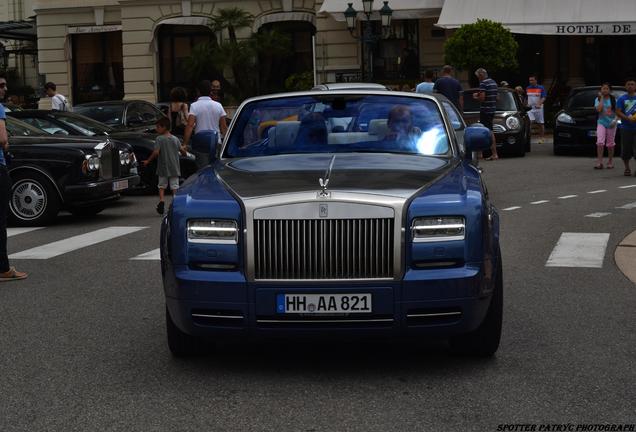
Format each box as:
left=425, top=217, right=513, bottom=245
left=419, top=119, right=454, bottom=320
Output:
left=319, top=155, right=336, bottom=198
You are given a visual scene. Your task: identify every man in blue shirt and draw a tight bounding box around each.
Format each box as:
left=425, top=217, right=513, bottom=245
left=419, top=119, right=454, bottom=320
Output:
left=0, top=75, right=28, bottom=281
left=434, top=65, right=463, bottom=110
left=473, top=68, right=499, bottom=160
left=415, top=70, right=435, bottom=94
left=616, top=77, right=636, bottom=176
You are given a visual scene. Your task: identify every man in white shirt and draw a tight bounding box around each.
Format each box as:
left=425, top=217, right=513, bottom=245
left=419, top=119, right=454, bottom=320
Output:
left=45, top=82, right=70, bottom=111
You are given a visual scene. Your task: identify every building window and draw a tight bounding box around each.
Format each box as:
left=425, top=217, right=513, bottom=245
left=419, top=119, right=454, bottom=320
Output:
left=71, top=31, right=123, bottom=104
left=370, top=20, right=419, bottom=81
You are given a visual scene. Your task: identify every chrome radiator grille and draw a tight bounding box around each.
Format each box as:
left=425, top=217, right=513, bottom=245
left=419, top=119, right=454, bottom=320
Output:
left=99, top=144, right=113, bottom=180
left=254, top=218, right=394, bottom=280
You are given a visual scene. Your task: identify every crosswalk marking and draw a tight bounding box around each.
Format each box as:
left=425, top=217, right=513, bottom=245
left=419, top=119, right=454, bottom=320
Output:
left=588, top=190, right=607, bottom=194
left=585, top=212, right=611, bottom=218
left=558, top=195, right=578, bottom=200
left=546, top=233, right=610, bottom=268
left=131, top=249, right=160, bottom=260
left=502, top=206, right=521, bottom=211
left=616, top=202, right=636, bottom=210
left=9, top=226, right=148, bottom=260
left=531, top=200, right=549, bottom=205
left=7, top=227, right=45, bottom=237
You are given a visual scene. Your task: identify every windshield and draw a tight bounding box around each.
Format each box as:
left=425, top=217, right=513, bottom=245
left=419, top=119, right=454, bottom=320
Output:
left=5, top=117, right=48, bottom=137
left=74, top=105, right=124, bottom=126
left=567, top=89, right=627, bottom=109
left=224, top=95, right=450, bottom=158
left=56, top=113, right=113, bottom=136
left=463, top=90, right=518, bottom=112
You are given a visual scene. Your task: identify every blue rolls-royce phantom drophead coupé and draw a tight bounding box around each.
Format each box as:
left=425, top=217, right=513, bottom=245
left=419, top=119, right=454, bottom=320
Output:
left=160, top=90, right=501, bottom=357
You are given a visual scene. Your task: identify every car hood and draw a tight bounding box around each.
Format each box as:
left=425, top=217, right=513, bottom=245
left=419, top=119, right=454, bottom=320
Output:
left=463, top=111, right=515, bottom=123
left=563, top=108, right=598, bottom=123
left=109, top=131, right=157, bottom=149
left=215, top=153, right=454, bottom=200
left=9, top=135, right=126, bottom=151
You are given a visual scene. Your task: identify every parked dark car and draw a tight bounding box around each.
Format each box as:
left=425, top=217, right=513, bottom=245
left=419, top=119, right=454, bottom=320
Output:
left=4, top=117, right=140, bottom=226
left=553, top=86, right=626, bottom=155
left=74, top=100, right=167, bottom=134
left=7, top=110, right=198, bottom=191
left=463, top=88, right=531, bottom=157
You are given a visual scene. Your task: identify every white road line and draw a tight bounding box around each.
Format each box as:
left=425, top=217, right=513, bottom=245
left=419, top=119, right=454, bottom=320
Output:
left=531, top=200, right=549, bottom=205
left=587, top=190, right=607, bottom=194
left=9, top=227, right=147, bottom=260
left=618, top=184, right=636, bottom=189
left=7, top=227, right=45, bottom=237
left=546, top=233, right=610, bottom=268
left=616, top=202, right=636, bottom=210
left=558, top=195, right=578, bottom=200
left=131, top=248, right=160, bottom=261
left=585, top=212, right=611, bottom=218
left=502, top=206, right=521, bottom=211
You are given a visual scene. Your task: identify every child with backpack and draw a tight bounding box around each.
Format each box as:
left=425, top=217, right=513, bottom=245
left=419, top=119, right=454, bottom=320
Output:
left=142, top=117, right=187, bottom=214
left=594, top=83, right=618, bottom=169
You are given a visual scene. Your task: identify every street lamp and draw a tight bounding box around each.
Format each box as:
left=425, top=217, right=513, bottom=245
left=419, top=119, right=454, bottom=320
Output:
left=344, top=0, right=393, bottom=82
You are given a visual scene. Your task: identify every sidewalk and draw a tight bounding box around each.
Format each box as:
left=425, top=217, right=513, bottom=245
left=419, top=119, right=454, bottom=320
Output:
left=615, top=231, right=636, bottom=283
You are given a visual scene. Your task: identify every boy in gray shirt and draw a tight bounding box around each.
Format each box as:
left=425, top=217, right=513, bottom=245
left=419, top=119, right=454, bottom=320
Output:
left=143, top=117, right=187, bottom=214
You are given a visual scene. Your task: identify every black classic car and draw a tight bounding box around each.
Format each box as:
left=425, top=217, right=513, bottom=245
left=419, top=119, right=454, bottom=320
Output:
left=553, top=86, right=626, bottom=155
left=5, top=117, right=139, bottom=226
left=7, top=110, right=198, bottom=191
left=463, top=88, right=531, bottom=157
left=74, top=100, right=167, bottom=134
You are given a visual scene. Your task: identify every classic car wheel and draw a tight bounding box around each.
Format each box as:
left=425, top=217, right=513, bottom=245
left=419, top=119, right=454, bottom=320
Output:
left=449, top=257, right=503, bottom=357
left=9, top=172, right=60, bottom=226
left=68, top=205, right=105, bottom=218
left=166, top=306, right=200, bottom=357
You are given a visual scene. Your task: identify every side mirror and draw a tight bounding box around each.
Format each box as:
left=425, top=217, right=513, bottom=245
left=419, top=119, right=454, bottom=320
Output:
left=191, top=130, right=219, bottom=167
left=464, top=124, right=492, bottom=154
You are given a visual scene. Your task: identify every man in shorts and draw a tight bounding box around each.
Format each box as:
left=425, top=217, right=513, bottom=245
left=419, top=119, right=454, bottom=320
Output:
left=473, top=68, right=499, bottom=160
left=616, top=77, right=636, bottom=176
left=526, top=74, right=546, bottom=144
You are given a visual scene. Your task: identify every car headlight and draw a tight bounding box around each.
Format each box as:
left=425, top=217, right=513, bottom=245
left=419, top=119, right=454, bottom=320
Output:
left=119, top=151, right=131, bottom=165
left=505, top=116, right=521, bottom=130
left=84, top=154, right=100, bottom=172
left=557, top=112, right=575, bottom=124
left=187, top=219, right=238, bottom=244
left=412, top=217, right=465, bottom=242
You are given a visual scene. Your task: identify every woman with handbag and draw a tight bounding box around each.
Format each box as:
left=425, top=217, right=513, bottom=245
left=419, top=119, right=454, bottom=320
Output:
left=169, top=87, right=189, bottom=137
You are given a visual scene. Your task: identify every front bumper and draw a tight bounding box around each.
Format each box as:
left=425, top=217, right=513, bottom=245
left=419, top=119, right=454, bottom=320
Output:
left=493, top=129, right=525, bottom=151
left=553, top=124, right=620, bottom=149
left=64, top=175, right=140, bottom=204
left=163, top=264, right=494, bottom=340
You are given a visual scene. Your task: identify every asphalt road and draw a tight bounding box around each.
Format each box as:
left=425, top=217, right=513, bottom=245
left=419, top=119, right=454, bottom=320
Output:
left=1, top=140, right=635, bottom=431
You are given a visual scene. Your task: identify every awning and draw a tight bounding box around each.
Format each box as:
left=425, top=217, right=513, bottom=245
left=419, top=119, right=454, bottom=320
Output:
left=437, top=0, right=636, bottom=35
left=0, top=20, right=36, bottom=41
left=253, top=12, right=316, bottom=31
left=319, top=0, right=444, bottom=22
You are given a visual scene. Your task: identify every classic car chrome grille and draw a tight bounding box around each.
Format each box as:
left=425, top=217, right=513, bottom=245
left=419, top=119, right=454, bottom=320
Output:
left=99, top=144, right=113, bottom=180
left=254, top=218, right=394, bottom=280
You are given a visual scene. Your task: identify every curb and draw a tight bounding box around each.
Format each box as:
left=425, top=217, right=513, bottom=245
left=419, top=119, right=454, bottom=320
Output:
left=615, top=231, right=636, bottom=283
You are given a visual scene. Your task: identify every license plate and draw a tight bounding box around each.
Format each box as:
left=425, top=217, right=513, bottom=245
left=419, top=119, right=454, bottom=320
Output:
left=277, top=294, right=372, bottom=314
left=588, top=130, right=597, bottom=137
left=112, top=179, right=128, bottom=191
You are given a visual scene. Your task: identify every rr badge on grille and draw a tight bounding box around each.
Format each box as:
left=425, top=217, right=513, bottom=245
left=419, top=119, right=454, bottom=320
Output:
left=319, top=204, right=328, bottom=218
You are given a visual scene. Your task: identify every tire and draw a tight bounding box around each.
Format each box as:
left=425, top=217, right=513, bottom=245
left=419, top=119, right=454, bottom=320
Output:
left=166, top=306, right=200, bottom=357
left=9, top=171, right=60, bottom=226
left=512, top=142, right=526, bottom=157
left=553, top=144, right=565, bottom=156
left=449, top=258, right=503, bottom=357
left=68, top=205, right=105, bottom=218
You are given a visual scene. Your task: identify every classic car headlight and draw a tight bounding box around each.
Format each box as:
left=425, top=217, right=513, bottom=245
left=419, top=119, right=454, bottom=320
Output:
left=187, top=219, right=238, bottom=244
left=505, top=116, right=521, bottom=130
left=412, top=217, right=465, bottom=242
left=84, top=155, right=100, bottom=172
left=557, top=113, right=575, bottom=124
left=119, top=151, right=131, bottom=165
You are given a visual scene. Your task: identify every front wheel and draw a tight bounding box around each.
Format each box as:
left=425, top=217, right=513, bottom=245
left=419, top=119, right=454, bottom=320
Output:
left=9, top=172, right=60, bottom=226
left=449, top=258, right=503, bottom=357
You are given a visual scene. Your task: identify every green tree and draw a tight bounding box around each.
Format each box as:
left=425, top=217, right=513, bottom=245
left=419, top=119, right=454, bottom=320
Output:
left=211, top=7, right=254, bottom=45
left=444, top=19, right=518, bottom=77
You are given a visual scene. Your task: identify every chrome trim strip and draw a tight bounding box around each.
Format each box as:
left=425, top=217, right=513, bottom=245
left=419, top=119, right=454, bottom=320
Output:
left=407, top=312, right=462, bottom=318
left=412, top=236, right=465, bottom=243
left=191, top=314, right=244, bottom=320
left=254, top=277, right=394, bottom=282
left=257, top=318, right=394, bottom=324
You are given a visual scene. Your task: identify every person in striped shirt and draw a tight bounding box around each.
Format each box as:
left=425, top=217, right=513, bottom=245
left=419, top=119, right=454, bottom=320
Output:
left=472, top=68, right=499, bottom=160
left=526, top=75, right=547, bottom=144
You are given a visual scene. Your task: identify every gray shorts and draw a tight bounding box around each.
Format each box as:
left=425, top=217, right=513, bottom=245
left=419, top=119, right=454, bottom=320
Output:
left=621, top=129, right=636, bottom=160
left=158, top=176, right=179, bottom=190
